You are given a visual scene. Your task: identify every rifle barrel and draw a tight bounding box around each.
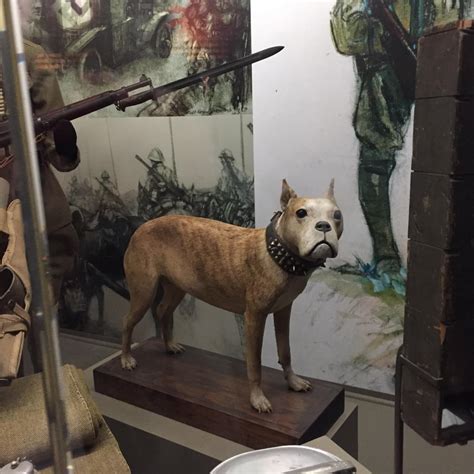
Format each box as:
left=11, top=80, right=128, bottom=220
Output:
left=0, top=46, right=284, bottom=149
left=38, top=76, right=151, bottom=126
left=371, top=0, right=417, bottom=99
left=116, top=46, right=284, bottom=111
left=372, top=0, right=416, bottom=60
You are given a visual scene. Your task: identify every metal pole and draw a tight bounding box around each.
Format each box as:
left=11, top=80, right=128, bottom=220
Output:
left=394, top=346, right=404, bottom=474
left=0, top=1, right=73, bottom=472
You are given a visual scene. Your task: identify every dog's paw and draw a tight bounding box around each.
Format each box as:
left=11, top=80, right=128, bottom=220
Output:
left=121, top=354, right=137, bottom=370
left=166, top=342, right=185, bottom=354
left=250, top=389, right=273, bottom=413
left=288, top=374, right=312, bottom=392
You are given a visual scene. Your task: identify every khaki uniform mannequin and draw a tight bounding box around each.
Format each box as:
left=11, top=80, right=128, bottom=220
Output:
left=0, top=37, right=80, bottom=376
left=0, top=40, right=80, bottom=303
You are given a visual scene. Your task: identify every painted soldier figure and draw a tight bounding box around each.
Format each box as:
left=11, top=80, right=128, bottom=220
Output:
left=330, top=0, right=460, bottom=287
left=216, top=149, right=254, bottom=226
left=210, top=0, right=251, bottom=109
left=96, top=170, right=126, bottom=214
left=182, top=0, right=212, bottom=65
left=216, top=149, right=247, bottom=200
left=144, top=148, right=178, bottom=195
left=179, top=0, right=250, bottom=111
left=138, top=147, right=188, bottom=219
left=330, top=0, right=413, bottom=283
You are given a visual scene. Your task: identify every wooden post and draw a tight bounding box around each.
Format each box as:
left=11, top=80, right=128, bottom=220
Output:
left=401, top=21, right=474, bottom=446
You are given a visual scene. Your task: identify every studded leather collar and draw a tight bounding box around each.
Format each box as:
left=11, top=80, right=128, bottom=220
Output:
left=265, top=212, right=325, bottom=277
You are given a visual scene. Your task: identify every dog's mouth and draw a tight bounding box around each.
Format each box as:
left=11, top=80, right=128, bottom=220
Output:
left=307, top=241, right=336, bottom=260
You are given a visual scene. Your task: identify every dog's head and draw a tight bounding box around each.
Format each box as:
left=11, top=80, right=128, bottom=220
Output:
left=276, top=179, right=343, bottom=262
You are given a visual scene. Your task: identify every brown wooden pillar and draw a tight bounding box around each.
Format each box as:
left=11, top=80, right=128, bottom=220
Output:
left=401, top=20, right=474, bottom=446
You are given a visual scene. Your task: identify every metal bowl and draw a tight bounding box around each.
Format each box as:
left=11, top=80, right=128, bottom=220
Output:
left=211, top=445, right=356, bottom=474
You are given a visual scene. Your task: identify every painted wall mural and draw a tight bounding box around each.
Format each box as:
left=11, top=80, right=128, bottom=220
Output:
left=27, top=0, right=251, bottom=117
left=20, top=0, right=254, bottom=348
left=59, top=136, right=254, bottom=337
left=330, top=0, right=467, bottom=296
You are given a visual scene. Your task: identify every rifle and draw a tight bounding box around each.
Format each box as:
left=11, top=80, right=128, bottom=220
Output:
left=135, top=153, right=194, bottom=216
left=370, top=0, right=417, bottom=100
left=0, top=46, right=283, bottom=149
left=94, top=176, right=132, bottom=216
left=134, top=154, right=185, bottom=198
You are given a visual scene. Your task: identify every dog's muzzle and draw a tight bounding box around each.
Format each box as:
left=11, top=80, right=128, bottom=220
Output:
left=309, top=241, right=336, bottom=260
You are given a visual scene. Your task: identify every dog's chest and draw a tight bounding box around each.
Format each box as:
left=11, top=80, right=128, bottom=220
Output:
left=269, top=276, right=308, bottom=312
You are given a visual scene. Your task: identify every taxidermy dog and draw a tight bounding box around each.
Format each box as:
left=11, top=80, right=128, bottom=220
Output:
left=121, top=179, right=343, bottom=413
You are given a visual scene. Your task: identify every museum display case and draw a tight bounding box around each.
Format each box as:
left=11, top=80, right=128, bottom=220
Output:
left=1, top=0, right=474, bottom=472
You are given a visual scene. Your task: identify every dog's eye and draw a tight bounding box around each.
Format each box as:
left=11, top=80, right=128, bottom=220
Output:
left=334, top=210, right=342, bottom=220
left=296, top=209, right=307, bottom=218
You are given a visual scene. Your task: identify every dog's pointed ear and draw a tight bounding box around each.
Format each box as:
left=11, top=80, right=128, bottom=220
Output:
left=326, top=178, right=336, bottom=201
left=281, top=179, right=297, bottom=210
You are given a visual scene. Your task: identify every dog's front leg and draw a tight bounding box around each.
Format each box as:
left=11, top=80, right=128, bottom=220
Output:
left=274, top=305, right=312, bottom=392
left=244, top=310, right=272, bottom=413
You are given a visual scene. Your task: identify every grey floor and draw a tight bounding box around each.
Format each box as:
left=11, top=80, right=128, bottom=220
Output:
left=105, top=417, right=219, bottom=474
left=58, top=332, right=119, bottom=369
left=55, top=334, right=474, bottom=474
left=56, top=332, right=223, bottom=473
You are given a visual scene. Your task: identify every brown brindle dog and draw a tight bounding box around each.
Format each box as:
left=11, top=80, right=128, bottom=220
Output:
left=121, top=179, right=343, bottom=413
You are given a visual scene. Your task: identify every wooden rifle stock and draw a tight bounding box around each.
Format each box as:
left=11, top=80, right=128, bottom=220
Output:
left=0, top=77, right=152, bottom=149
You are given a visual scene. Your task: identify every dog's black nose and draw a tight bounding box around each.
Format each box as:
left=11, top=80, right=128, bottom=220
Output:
left=315, top=221, right=331, bottom=233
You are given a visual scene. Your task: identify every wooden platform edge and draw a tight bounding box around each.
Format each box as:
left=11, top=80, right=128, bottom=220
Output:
left=93, top=341, right=345, bottom=450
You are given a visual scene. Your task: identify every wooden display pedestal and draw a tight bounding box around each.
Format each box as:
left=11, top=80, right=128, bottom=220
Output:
left=93, top=338, right=344, bottom=449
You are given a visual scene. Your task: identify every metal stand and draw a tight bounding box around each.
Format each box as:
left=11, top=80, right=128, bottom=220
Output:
left=0, top=1, right=73, bottom=472
left=394, top=346, right=404, bottom=474
left=394, top=346, right=445, bottom=474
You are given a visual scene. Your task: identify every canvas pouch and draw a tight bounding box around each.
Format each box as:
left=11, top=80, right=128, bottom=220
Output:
left=0, top=199, right=31, bottom=384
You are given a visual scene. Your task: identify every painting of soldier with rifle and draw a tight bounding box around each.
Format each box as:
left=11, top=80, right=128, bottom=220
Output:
left=330, top=0, right=463, bottom=294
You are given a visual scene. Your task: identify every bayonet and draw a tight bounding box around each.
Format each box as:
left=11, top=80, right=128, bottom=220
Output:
left=0, top=46, right=284, bottom=149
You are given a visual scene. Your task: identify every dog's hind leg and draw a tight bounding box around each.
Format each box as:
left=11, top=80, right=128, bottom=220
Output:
left=151, top=283, right=164, bottom=338
left=152, top=281, right=185, bottom=354
left=121, top=260, right=159, bottom=370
